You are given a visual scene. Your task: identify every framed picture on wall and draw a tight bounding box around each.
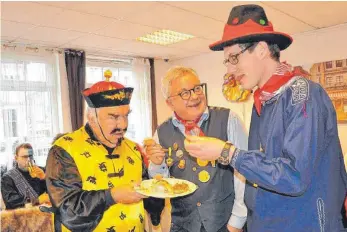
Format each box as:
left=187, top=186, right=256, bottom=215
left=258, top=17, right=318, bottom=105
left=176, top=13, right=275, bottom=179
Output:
left=296, top=59, right=347, bottom=123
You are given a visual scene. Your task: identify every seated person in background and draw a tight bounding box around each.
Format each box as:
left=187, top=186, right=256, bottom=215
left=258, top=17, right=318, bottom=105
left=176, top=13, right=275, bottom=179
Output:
left=1, top=143, right=50, bottom=209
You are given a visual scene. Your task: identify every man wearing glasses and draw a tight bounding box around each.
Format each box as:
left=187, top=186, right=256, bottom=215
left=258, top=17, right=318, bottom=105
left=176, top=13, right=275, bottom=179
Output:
left=185, top=4, right=347, bottom=232
left=1, top=143, right=50, bottom=209
left=145, top=66, right=248, bottom=232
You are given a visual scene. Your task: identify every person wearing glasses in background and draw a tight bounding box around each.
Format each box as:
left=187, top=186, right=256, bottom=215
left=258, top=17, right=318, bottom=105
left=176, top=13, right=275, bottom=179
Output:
left=184, top=4, right=347, bottom=232
left=145, top=66, right=248, bottom=232
left=1, top=143, right=50, bottom=209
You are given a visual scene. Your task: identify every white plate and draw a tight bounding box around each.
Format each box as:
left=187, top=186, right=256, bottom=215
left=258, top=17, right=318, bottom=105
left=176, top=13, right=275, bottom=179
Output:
left=135, top=178, right=198, bottom=198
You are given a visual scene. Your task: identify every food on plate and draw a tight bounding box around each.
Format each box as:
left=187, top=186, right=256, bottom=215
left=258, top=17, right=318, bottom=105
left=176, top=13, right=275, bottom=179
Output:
left=172, top=182, right=189, bottom=194
left=151, top=179, right=173, bottom=194
left=150, top=179, right=189, bottom=195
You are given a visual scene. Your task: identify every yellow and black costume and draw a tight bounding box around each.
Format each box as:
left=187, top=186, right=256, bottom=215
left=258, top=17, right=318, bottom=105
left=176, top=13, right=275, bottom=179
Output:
left=46, top=77, right=163, bottom=232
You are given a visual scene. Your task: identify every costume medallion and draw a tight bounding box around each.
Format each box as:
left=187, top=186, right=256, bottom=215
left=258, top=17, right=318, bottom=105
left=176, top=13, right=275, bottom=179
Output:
left=176, top=150, right=184, bottom=159
left=198, top=170, right=210, bottom=183
left=166, top=158, right=174, bottom=167
left=197, top=159, right=208, bottom=167
left=173, top=143, right=178, bottom=151
left=166, top=147, right=173, bottom=167
left=178, top=160, right=186, bottom=169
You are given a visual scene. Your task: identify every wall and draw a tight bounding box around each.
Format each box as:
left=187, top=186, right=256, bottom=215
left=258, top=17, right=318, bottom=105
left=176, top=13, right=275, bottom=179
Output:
left=154, top=23, right=347, bottom=154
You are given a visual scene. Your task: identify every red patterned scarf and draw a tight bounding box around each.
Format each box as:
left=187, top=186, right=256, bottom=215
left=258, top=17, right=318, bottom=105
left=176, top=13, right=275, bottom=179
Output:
left=174, top=113, right=205, bottom=136
left=253, top=62, right=295, bottom=115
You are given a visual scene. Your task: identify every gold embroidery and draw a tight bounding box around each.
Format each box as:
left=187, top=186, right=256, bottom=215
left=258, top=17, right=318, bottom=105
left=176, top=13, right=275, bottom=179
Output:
left=104, top=91, right=126, bottom=100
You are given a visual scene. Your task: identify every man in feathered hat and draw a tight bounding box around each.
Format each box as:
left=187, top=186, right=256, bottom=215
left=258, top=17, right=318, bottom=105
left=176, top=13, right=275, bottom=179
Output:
left=45, top=71, right=164, bottom=232
left=185, top=4, right=347, bottom=231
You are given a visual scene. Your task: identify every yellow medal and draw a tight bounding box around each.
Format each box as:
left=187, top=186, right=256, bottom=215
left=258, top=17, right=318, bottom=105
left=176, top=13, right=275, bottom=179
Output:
left=173, top=143, right=178, bottom=151
left=176, top=150, right=184, bottom=159
left=198, top=170, right=210, bottom=183
left=197, top=158, right=209, bottom=167
left=166, top=157, right=174, bottom=167
left=178, top=160, right=186, bottom=169
left=166, top=147, right=173, bottom=167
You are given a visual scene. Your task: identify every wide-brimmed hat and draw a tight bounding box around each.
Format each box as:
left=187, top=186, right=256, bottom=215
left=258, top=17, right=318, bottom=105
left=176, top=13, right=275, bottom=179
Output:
left=210, top=4, right=292, bottom=51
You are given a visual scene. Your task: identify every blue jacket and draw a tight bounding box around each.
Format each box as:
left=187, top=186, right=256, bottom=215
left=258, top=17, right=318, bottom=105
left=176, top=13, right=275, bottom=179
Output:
left=231, top=77, right=347, bottom=231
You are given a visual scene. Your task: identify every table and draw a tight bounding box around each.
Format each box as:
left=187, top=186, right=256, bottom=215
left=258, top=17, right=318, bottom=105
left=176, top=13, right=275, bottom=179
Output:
left=1, top=205, right=54, bottom=232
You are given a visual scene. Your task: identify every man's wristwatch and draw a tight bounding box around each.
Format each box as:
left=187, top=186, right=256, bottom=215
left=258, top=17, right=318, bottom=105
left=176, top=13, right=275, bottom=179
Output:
left=217, top=142, right=232, bottom=165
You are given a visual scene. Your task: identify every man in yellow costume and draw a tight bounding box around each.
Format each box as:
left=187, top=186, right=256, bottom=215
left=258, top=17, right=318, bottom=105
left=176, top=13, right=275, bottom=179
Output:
left=46, top=75, right=163, bottom=232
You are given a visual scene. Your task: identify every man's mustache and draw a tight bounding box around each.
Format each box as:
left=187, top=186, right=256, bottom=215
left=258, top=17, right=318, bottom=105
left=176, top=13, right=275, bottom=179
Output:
left=111, top=128, right=127, bottom=134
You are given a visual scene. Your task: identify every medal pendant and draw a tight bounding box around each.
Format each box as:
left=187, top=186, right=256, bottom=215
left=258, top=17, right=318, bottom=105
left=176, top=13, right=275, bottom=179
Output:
left=178, top=160, right=186, bottom=169
left=198, top=170, right=210, bottom=183
left=166, top=158, right=174, bottom=167
left=176, top=150, right=184, bottom=159
left=173, top=143, right=178, bottom=151
left=166, top=147, right=173, bottom=167
left=197, top=158, right=208, bottom=167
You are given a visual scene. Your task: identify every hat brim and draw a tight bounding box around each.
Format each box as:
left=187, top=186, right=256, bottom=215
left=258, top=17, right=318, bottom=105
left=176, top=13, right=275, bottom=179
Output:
left=209, top=32, right=292, bottom=51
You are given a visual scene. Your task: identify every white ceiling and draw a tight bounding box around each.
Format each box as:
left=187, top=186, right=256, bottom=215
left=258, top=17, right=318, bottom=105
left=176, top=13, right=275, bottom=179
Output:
left=1, top=1, right=347, bottom=61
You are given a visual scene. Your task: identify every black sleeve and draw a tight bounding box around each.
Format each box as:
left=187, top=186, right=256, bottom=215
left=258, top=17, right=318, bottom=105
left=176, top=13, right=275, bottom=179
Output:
left=39, top=166, right=47, bottom=194
left=45, top=145, right=115, bottom=231
left=1, top=174, right=26, bottom=209
left=40, top=178, right=48, bottom=194
left=141, top=159, right=165, bottom=226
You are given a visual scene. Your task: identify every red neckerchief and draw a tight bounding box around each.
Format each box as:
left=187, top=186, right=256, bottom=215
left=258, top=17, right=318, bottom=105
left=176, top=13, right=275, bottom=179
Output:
left=253, top=63, right=295, bottom=115
left=174, top=113, right=205, bottom=136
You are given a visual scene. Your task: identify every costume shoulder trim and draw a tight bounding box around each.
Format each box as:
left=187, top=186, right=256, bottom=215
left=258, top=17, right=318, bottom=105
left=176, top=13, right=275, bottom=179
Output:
left=290, top=77, right=309, bottom=105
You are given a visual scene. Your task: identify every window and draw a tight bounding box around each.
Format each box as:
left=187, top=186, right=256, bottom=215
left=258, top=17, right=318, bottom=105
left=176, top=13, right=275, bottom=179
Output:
left=0, top=55, right=60, bottom=168
left=336, top=60, right=343, bottom=68
left=2, top=109, right=18, bottom=137
left=336, top=75, right=344, bottom=85
left=325, top=61, right=333, bottom=69
left=326, top=76, right=334, bottom=87
left=86, top=58, right=152, bottom=144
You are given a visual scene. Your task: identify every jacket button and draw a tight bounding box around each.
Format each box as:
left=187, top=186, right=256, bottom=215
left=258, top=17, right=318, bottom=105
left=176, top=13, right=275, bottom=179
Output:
left=197, top=202, right=201, bottom=207
left=192, top=167, right=197, bottom=171
left=253, top=183, right=258, bottom=188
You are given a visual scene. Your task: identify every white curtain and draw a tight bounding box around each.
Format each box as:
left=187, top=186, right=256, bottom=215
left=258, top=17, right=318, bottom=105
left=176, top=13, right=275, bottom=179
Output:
left=129, top=58, right=152, bottom=144
left=0, top=48, right=62, bottom=170
left=85, top=57, right=152, bottom=145
left=55, top=52, right=72, bottom=133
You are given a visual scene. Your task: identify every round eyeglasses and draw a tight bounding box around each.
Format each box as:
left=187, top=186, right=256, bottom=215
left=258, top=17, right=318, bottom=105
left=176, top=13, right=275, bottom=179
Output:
left=223, top=44, right=254, bottom=66
left=168, top=83, right=206, bottom=100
